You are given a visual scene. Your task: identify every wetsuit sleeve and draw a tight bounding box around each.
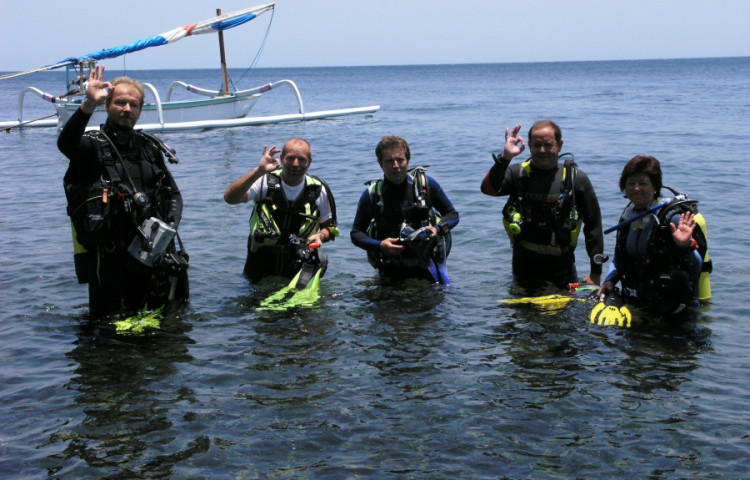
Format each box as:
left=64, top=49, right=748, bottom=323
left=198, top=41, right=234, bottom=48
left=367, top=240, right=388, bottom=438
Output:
left=576, top=170, right=604, bottom=275
left=58, top=108, right=103, bottom=194
left=480, top=155, right=511, bottom=196
left=350, top=188, right=381, bottom=251
left=428, top=176, right=459, bottom=233
left=57, top=108, right=96, bottom=163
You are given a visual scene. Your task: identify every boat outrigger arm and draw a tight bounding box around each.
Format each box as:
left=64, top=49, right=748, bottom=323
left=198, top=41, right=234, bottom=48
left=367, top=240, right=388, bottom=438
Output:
left=0, top=3, right=379, bottom=132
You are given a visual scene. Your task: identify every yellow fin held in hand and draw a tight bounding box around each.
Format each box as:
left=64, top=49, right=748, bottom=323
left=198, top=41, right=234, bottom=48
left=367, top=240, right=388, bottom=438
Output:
left=589, top=300, right=632, bottom=328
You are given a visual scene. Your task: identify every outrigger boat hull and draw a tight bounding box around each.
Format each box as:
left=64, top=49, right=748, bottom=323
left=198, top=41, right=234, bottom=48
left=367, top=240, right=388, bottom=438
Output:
left=56, top=92, right=261, bottom=128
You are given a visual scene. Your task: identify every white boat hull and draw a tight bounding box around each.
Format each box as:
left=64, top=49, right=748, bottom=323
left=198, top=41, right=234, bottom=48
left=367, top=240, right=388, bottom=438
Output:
left=56, top=93, right=261, bottom=128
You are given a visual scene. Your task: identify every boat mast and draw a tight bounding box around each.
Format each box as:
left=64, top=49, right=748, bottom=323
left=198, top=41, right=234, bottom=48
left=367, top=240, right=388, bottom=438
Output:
left=217, top=8, right=230, bottom=96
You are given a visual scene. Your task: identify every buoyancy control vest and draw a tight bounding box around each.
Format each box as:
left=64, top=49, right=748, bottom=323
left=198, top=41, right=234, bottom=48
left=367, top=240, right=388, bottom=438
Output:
left=501, top=154, right=582, bottom=254
left=248, top=171, right=337, bottom=253
left=615, top=186, right=712, bottom=310
left=65, top=129, right=179, bottom=243
left=63, top=128, right=182, bottom=282
left=365, top=166, right=452, bottom=269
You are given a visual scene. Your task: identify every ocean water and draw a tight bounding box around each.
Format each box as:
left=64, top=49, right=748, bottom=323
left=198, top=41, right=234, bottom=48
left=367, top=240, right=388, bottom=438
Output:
left=1, top=57, right=749, bottom=478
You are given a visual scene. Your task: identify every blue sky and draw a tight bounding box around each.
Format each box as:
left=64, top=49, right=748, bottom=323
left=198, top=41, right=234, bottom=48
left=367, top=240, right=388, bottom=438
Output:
left=2, top=0, right=748, bottom=71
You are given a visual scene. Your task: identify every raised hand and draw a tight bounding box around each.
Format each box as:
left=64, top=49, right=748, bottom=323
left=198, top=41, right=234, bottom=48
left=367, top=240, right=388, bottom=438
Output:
left=671, top=211, right=696, bottom=247
left=258, top=145, right=282, bottom=173
left=503, top=124, right=526, bottom=159
left=85, top=65, right=111, bottom=107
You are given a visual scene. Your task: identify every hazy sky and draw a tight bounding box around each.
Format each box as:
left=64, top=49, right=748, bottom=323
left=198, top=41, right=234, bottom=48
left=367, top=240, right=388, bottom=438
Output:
left=1, top=0, right=748, bottom=71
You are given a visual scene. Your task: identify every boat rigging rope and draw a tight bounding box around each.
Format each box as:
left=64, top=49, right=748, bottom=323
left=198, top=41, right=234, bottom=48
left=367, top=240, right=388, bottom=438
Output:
left=232, top=8, right=276, bottom=89
left=3, top=113, right=58, bottom=133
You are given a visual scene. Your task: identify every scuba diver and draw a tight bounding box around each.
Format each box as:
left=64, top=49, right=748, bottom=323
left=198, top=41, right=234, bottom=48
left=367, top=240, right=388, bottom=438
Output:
left=350, top=136, right=459, bottom=284
left=58, top=66, right=189, bottom=318
left=480, top=121, right=604, bottom=290
left=224, top=138, right=338, bottom=284
left=597, top=155, right=712, bottom=317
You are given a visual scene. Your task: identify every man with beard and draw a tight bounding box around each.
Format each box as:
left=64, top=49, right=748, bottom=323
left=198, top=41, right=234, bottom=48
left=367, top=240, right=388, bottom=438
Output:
left=480, top=120, right=603, bottom=290
left=58, top=65, right=188, bottom=317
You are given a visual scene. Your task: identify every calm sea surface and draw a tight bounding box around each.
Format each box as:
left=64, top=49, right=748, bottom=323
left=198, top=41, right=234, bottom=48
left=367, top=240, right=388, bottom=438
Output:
left=1, top=58, right=749, bottom=478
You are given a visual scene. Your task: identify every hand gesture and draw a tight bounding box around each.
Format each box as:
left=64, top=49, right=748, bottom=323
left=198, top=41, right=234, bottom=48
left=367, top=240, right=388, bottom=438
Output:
left=503, top=124, right=525, bottom=159
left=671, top=211, right=696, bottom=248
left=258, top=145, right=282, bottom=173
left=86, top=65, right=111, bottom=106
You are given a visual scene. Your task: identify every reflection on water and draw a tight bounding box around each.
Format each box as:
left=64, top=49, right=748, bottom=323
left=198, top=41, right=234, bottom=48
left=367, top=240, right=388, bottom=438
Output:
left=44, top=309, right=199, bottom=477
left=477, top=303, right=714, bottom=477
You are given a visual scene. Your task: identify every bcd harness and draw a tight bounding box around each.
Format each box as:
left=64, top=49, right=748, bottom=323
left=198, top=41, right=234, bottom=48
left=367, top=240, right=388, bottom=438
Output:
left=65, top=129, right=179, bottom=248
left=501, top=154, right=582, bottom=256
left=248, top=171, right=338, bottom=253
left=364, top=166, right=452, bottom=270
left=64, top=128, right=186, bottom=282
left=615, top=186, right=712, bottom=310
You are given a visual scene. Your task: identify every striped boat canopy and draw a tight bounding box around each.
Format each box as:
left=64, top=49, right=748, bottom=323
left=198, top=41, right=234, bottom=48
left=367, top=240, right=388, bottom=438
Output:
left=1, top=3, right=274, bottom=80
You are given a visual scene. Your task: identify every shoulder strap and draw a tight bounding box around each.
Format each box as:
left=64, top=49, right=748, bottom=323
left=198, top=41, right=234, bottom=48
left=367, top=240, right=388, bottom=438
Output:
left=311, top=175, right=337, bottom=227
left=515, top=160, right=533, bottom=199
left=410, top=166, right=430, bottom=209
left=267, top=171, right=282, bottom=189
left=261, top=171, right=283, bottom=204
left=560, top=154, right=577, bottom=212
left=302, top=174, right=323, bottom=205
left=561, top=155, right=576, bottom=194
left=366, top=178, right=384, bottom=220
left=84, top=130, right=122, bottom=184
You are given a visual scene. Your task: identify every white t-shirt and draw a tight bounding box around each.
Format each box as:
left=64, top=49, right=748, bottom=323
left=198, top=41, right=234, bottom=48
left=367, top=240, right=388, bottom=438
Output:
left=247, top=174, right=333, bottom=223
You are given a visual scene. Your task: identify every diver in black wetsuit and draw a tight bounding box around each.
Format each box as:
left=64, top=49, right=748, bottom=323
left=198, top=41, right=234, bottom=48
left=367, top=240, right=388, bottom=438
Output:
left=481, top=120, right=604, bottom=290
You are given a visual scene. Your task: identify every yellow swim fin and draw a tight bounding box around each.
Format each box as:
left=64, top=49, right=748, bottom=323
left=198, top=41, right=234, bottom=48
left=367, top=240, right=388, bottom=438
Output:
left=113, top=306, right=163, bottom=334
left=589, top=295, right=632, bottom=328
left=258, top=261, right=323, bottom=312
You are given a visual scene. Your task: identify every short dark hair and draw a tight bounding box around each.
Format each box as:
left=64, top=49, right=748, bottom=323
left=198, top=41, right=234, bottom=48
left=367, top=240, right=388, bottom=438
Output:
left=619, top=155, right=662, bottom=197
left=375, top=136, right=410, bottom=162
left=528, top=120, right=562, bottom=143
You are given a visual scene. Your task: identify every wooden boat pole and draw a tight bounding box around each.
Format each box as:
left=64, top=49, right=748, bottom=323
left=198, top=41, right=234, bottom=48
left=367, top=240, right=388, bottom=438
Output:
left=217, top=8, right=230, bottom=96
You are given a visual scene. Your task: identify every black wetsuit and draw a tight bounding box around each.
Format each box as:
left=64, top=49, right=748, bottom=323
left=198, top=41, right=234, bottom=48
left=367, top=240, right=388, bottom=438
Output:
left=58, top=108, right=186, bottom=317
left=481, top=156, right=604, bottom=290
